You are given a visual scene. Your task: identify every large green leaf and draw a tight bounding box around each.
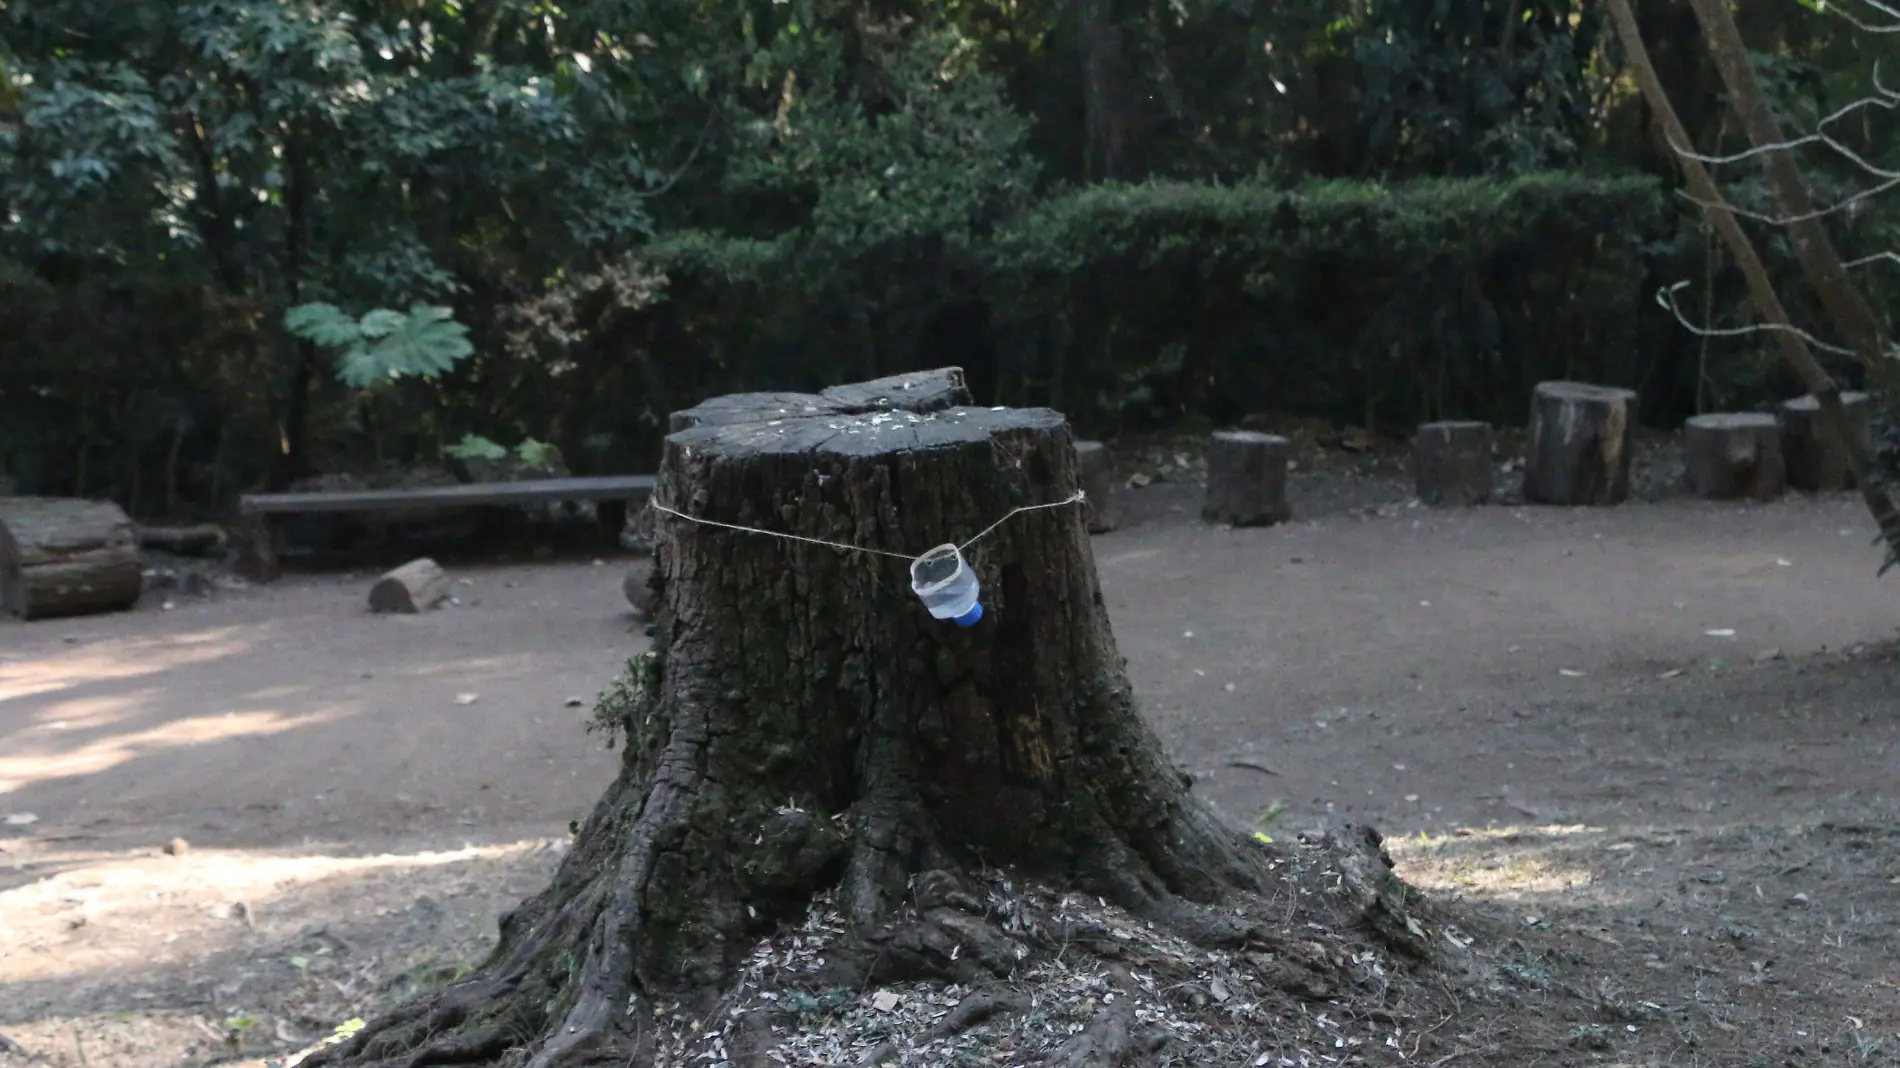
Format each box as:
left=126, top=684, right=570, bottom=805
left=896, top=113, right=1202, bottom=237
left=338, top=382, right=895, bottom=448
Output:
left=282, top=302, right=363, bottom=348
left=286, top=302, right=474, bottom=388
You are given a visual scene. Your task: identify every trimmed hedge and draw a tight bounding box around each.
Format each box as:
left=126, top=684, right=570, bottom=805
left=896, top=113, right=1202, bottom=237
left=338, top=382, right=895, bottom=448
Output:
left=980, top=173, right=1670, bottom=430
left=640, top=172, right=1672, bottom=437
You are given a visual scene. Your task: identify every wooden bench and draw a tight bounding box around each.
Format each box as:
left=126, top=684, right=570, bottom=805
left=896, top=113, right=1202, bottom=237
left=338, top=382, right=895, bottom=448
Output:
left=237, top=474, right=656, bottom=581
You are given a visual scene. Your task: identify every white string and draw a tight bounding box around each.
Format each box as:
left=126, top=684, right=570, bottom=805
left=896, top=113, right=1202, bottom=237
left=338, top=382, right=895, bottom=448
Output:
left=649, top=488, right=1088, bottom=563
left=956, top=490, right=1087, bottom=552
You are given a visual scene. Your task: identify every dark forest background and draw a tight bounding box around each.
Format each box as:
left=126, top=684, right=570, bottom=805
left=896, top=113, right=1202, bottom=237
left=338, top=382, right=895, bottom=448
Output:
left=4, top=0, right=1897, bottom=516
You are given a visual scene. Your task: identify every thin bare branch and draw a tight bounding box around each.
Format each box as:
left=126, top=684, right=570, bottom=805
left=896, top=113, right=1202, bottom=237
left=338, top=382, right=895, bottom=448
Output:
left=1654, top=281, right=1858, bottom=355
left=1828, top=0, right=1900, bottom=33
left=1677, top=173, right=1900, bottom=226
left=1844, top=250, right=1900, bottom=271
left=1663, top=70, right=1898, bottom=168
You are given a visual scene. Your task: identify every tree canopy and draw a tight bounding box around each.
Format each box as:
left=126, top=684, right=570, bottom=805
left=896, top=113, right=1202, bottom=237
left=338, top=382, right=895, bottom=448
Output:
left=3, top=0, right=1897, bottom=513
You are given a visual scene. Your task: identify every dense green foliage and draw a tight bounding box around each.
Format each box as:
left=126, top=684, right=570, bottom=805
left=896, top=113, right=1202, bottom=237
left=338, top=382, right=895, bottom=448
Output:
left=1, top=0, right=1895, bottom=514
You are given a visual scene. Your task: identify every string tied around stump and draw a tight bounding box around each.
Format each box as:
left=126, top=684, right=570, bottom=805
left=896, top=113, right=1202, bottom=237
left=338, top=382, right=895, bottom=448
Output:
left=649, top=488, right=1087, bottom=628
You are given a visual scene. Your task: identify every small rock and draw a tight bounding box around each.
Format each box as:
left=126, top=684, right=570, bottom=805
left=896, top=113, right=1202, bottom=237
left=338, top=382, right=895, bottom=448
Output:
left=870, top=990, right=901, bottom=1013
left=454, top=693, right=479, bottom=706
left=163, top=837, right=189, bottom=856
left=1126, top=472, right=1153, bottom=489
left=564, top=696, right=585, bottom=707
left=1751, top=647, right=1783, bottom=663
left=3, top=812, right=39, bottom=827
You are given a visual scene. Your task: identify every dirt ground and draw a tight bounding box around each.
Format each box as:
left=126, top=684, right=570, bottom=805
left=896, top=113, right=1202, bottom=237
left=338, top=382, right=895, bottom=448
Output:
left=2, top=450, right=1897, bottom=1067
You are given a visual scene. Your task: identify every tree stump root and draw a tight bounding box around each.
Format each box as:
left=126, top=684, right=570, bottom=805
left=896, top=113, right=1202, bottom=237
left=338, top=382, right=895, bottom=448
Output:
left=307, top=371, right=1454, bottom=1068
left=309, top=827, right=1449, bottom=1068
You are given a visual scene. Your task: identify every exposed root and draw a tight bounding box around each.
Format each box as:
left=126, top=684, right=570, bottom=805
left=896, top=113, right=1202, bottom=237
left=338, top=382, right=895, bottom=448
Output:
left=925, top=989, right=1026, bottom=1039
left=1047, top=996, right=1137, bottom=1068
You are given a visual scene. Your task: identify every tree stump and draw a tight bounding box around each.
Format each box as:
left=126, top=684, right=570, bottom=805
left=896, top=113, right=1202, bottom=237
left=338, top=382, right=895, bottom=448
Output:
left=1074, top=440, right=1118, bottom=532
left=368, top=557, right=452, bottom=613
left=309, top=371, right=1432, bottom=1068
left=1779, top=391, right=1872, bottom=493
left=1522, top=381, right=1638, bottom=506
left=1683, top=413, right=1786, bottom=501
left=0, top=498, right=143, bottom=620
left=1412, top=421, right=1493, bottom=506
left=1202, top=431, right=1292, bottom=526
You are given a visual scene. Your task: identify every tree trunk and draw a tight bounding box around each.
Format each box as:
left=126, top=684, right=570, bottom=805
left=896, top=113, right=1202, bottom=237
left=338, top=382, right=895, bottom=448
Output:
left=368, top=557, right=452, bottom=614
left=1684, top=0, right=1900, bottom=414
left=310, top=371, right=1428, bottom=1068
left=1412, top=421, right=1494, bottom=507
left=0, top=498, right=143, bottom=620
left=1202, top=431, right=1292, bottom=526
left=1779, top=391, right=1872, bottom=493
left=1522, top=381, right=1637, bottom=506
left=1682, top=413, right=1785, bottom=501
left=1075, top=440, right=1118, bottom=532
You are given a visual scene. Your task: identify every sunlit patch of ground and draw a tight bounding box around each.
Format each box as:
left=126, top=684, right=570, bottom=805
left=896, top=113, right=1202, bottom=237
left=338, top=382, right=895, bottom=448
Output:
left=0, top=834, right=570, bottom=1068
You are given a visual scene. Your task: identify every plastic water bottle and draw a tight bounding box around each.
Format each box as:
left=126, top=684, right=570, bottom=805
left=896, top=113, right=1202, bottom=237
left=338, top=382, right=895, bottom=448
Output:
left=909, top=544, right=983, bottom=627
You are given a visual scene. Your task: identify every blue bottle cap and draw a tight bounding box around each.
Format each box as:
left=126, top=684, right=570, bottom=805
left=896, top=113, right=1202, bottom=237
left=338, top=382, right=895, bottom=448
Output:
left=953, top=601, right=983, bottom=628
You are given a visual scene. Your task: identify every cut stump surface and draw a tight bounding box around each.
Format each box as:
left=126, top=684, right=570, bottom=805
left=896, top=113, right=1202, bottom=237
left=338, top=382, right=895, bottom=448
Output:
left=0, top=497, right=142, bottom=621
left=1523, top=381, right=1637, bottom=507
left=1684, top=413, right=1785, bottom=501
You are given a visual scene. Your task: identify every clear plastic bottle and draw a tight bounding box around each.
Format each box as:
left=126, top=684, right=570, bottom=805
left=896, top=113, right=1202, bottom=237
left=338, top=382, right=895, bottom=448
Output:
left=909, top=544, right=983, bottom=627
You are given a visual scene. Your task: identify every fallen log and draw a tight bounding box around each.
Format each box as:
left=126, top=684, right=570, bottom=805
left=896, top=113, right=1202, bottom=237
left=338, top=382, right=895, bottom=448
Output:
left=368, top=557, right=451, bottom=614
left=137, top=523, right=227, bottom=557
left=0, top=497, right=143, bottom=620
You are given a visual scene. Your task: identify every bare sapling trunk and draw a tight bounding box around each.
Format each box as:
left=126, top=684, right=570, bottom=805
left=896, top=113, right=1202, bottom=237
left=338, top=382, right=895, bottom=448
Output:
left=1606, top=0, right=1900, bottom=563
left=309, top=369, right=1433, bottom=1068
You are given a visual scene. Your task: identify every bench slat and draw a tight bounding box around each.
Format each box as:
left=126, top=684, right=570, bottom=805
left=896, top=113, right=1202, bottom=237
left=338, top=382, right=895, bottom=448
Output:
left=240, top=475, right=656, bottom=516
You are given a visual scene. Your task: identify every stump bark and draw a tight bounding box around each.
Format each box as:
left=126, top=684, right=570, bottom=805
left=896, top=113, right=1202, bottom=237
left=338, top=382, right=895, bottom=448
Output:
left=1683, top=413, right=1786, bottom=501
left=1522, top=381, right=1638, bottom=506
left=0, top=498, right=142, bottom=620
left=1075, top=440, right=1118, bottom=533
left=313, top=371, right=1430, bottom=1068
left=1779, top=391, right=1872, bottom=493
left=1202, top=431, right=1292, bottom=526
left=1412, top=421, right=1494, bottom=507
left=368, top=557, right=451, bottom=613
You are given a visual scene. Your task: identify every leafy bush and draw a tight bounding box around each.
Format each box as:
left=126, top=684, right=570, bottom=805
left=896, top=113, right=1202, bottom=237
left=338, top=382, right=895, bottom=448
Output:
left=640, top=172, right=1672, bottom=434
